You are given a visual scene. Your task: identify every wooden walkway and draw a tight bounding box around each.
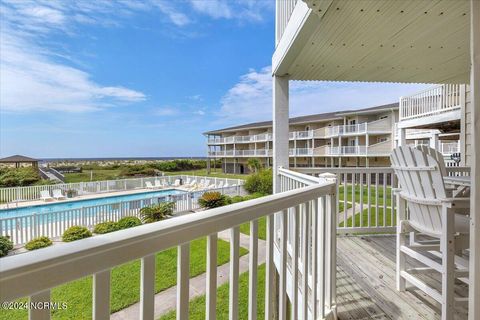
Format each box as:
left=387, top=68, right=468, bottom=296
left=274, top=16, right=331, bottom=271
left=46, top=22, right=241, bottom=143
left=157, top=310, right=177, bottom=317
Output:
left=336, top=235, right=468, bottom=320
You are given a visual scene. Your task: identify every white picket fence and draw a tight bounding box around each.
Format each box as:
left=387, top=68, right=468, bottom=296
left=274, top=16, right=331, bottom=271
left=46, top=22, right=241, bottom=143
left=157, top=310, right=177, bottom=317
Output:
left=0, top=184, right=242, bottom=245
left=0, top=175, right=244, bottom=203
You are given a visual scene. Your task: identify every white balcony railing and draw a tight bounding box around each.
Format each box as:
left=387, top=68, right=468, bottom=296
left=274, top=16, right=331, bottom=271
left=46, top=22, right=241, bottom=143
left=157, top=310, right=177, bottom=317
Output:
left=208, top=149, right=271, bottom=157
left=0, top=168, right=337, bottom=320
left=439, top=142, right=460, bottom=155
left=276, top=0, right=298, bottom=45
left=327, top=145, right=367, bottom=155
left=208, top=129, right=316, bottom=145
left=289, top=148, right=313, bottom=156
left=399, top=84, right=462, bottom=121
left=326, top=123, right=367, bottom=137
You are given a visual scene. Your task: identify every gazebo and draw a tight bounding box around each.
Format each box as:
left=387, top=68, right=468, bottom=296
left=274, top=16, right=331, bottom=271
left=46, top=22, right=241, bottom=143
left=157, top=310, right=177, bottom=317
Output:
left=0, top=155, right=39, bottom=169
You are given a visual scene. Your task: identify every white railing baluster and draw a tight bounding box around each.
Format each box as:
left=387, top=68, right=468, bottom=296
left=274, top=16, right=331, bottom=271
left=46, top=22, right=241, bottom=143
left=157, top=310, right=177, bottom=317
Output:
left=177, top=243, right=190, bottom=320
left=229, top=227, right=240, bottom=320
left=248, top=220, right=258, bottom=320
left=279, top=209, right=288, bottom=320
left=206, top=233, right=217, bottom=320
left=93, top=269, right=110, bottom=320
left=29, top=289, right=50, bottom=320
left=311, top=199, right=318, bottom=319
left=265, top=214, right=275, bottom=320
left=291, top=205, right=300, bottom=320
left=140, top=254, right=155, bottom=320
left=301, top=202, right=310, bottom=320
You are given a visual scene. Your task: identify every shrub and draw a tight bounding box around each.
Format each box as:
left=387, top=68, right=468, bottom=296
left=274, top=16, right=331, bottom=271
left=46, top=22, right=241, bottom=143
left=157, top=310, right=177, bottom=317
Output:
left=198, top=192, right=228, bottom=209
left=25, top=236, right=52, bottom=251
left=244, top=169, right=273, bottom=195
left=0, top=236, right=14, bottom=257
left=117, top=216, right=142, bottom=230
left=0, top=167, right=41, bottom=187
left=140, top=202, right=175, bottom=223
left=62, top=226, right=92, bottom=242
left=93, top=221, right=119, bottom=234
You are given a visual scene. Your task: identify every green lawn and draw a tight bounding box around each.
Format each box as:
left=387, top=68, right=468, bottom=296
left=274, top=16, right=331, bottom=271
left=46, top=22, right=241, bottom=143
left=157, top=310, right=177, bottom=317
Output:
left=0, top=238, right=247, bottom=320
left=64, top=168, right=248, bottom=184
left=160, top=264, right=266, bottom=320
left=338, top=184, right=393, bottom=207
left=239, top=216, right=267, bottom=240
left=64, top=169, right=124, bottom=183
left=165, top=169, right=249, bottom=181
left=339, top=207, right=395, bottom=230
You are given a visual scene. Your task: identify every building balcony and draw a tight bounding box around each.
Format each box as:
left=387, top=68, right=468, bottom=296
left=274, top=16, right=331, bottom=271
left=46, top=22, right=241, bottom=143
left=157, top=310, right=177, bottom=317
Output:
left=208, top=130, right=317, bottom=146
left=398, top=84, right=463, bottom=128
left=324, top=118, right=391, bottom=138
left=314, top=141, right=392, bottom=156
left=289, top=147, right=313, bottom=156
left=208, top=149, right=272, bottom=157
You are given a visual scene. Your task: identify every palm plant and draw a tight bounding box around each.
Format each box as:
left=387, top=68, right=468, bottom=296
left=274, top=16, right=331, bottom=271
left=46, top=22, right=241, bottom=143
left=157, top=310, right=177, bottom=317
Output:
left=139, top=202, right=175, bottom=223
left=246, top=158, right=262, bottom=173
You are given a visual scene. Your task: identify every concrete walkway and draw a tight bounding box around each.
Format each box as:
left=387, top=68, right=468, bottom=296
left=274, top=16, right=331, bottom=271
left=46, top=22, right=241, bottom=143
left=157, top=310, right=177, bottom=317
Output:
left=110, top=230, right=266, bottom=320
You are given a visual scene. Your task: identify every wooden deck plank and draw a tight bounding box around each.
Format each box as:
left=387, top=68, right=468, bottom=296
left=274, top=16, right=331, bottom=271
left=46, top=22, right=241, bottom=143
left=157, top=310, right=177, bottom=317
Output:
left=336, top=235, right=468, bottom=320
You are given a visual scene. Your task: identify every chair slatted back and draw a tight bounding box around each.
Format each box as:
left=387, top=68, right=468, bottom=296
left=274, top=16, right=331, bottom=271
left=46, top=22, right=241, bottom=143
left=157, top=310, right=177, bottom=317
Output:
left=391, top=146, right=447, bottom=237
left=416, top=145, right=447, bottom=177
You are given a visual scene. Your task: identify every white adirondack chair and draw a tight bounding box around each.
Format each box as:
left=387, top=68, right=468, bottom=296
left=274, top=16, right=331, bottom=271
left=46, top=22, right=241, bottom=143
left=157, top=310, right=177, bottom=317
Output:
left=52, top=189, right=66, bottom=200
left=391, top=146, right=470, bottom=320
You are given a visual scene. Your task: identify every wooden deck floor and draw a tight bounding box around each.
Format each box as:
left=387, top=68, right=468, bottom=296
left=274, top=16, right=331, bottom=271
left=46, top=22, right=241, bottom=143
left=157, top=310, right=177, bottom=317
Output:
left=336, top=235, right=468, bottom=320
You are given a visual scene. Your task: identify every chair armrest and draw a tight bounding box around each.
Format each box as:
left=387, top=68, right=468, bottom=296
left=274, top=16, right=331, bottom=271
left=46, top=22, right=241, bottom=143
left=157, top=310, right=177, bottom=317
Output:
left=440, top=197, right=470, bottom=209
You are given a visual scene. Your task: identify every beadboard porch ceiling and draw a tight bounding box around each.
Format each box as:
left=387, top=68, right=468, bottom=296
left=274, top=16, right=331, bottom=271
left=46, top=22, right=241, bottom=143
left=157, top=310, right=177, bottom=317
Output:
left=273, top=0, right=470, bottom=84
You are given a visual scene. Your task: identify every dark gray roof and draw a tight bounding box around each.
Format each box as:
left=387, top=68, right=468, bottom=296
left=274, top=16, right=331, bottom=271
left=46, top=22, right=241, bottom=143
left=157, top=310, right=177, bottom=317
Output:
left=0, top=155, right=38, bottom=163
left=205, top=102, right=398, bottom=134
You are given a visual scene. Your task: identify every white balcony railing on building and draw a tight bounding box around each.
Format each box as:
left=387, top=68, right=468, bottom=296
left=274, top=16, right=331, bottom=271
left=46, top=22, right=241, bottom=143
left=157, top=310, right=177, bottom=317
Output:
left=399, top=84, right=462, bottom=121
left=289, top=148, right=313, bottom=156
left=208, top=149, right=271, bottom=157
left=439, top=142, right=460, bottom=155
left=0, top=168, right=337, bottom=320
left=327, top=145, right=367, bottom=155
left=326, top=123, right=367, bottom=137
left=208, top=129, right=317, bottom=145
left=276, top=0, right=298, bottom=45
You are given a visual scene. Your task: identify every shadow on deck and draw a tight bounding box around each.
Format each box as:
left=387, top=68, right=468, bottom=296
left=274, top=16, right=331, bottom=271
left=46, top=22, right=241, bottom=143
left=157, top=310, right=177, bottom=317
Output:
left=336, top=235, right=468, bottom=320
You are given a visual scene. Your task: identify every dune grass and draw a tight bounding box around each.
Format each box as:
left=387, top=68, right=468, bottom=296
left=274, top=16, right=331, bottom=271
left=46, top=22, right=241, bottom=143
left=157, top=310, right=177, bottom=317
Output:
left=0, top=238, right=247, bottom=320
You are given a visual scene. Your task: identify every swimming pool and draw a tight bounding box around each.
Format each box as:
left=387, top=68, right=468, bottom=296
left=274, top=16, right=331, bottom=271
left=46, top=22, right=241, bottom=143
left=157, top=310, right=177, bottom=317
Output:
left=0, top=189, right=186, bottom=219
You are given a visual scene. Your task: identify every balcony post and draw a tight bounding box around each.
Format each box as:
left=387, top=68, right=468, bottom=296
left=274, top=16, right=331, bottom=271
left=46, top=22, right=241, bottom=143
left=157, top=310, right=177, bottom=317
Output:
left=469, top=0, right=480, bottom=319
left=273, top=75, right=289, bottom=193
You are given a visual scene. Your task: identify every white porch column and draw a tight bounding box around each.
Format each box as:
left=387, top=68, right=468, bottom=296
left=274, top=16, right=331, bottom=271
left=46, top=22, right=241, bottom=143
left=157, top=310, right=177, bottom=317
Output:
left=469, top=1, right=479, bottom=319
left=397, top=127, right=406, bottom=146
left=273, top=75, right=289, bottom=194
left=429, top=132, right=439, bottom=150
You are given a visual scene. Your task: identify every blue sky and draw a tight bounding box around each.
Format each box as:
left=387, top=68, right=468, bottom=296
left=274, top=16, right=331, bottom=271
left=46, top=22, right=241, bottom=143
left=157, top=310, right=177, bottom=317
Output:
left=0, top=0, right=429, bottom=158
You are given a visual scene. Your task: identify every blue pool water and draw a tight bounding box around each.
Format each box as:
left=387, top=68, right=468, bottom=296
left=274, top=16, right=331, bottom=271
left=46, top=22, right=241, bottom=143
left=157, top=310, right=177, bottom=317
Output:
left=0, top=189, right=186, bottom=219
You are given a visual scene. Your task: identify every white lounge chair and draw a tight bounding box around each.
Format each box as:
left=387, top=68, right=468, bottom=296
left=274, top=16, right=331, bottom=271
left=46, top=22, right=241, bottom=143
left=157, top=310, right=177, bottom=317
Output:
left=154, top=180, right=163, bottom=188
left=391, top=146, right=470, bottom=320
left=173, top=179, right=181, bottom=187
left=217, top=181, right=224, bottom=188
left=40, top=190, right=53, bottom=202
left=52, top=189, right=66, bottom=200
left=145, top=181, right=155, bottom=189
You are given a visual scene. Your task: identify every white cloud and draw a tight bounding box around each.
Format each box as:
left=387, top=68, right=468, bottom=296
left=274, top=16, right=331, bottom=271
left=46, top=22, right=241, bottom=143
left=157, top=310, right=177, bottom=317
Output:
left=218, top=66, right=432, bottom=125
left=153, top=1, right=191, bottom=26
left=194, top=110, right=205, bottom=116
left=190, top=0, right=232, bottom=19
left=154, top=107, right=179, bottom=116
left=189, top=0, right=272, bottom=22
left=0, top=32, right=145, bottom=113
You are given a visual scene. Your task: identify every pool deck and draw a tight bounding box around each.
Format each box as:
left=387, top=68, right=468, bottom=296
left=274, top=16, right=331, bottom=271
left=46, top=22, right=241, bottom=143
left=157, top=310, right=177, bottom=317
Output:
left=0, top=186, right=193, bottom=210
